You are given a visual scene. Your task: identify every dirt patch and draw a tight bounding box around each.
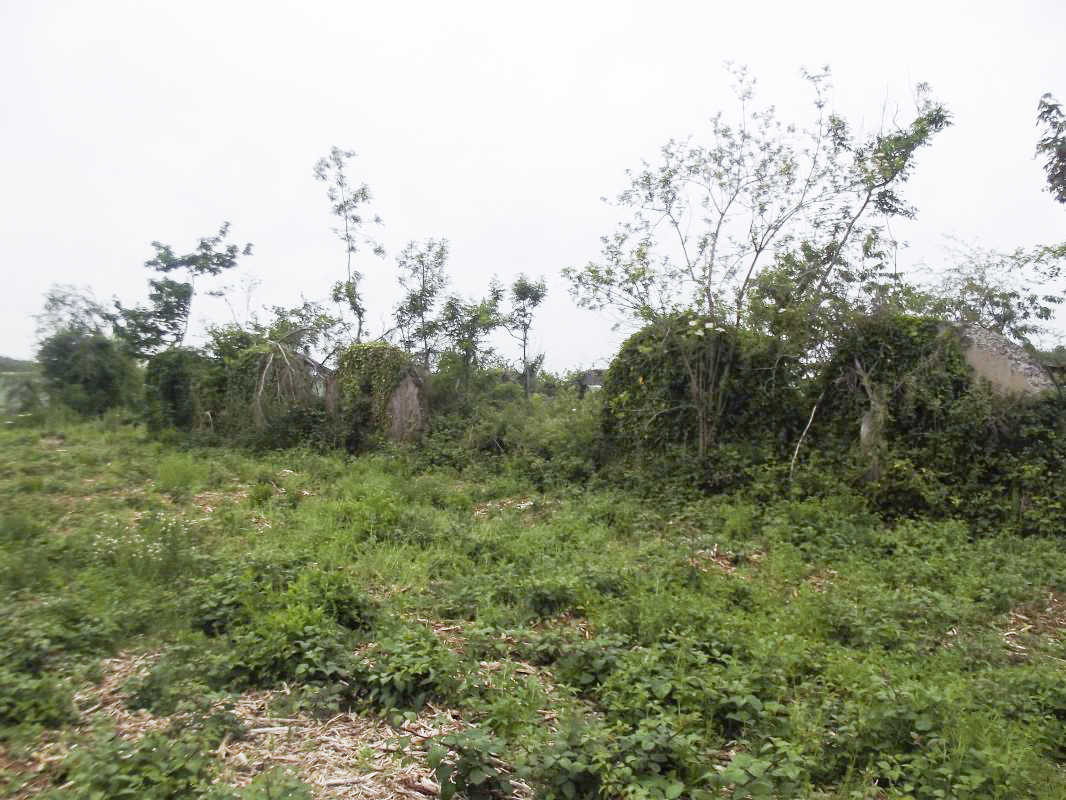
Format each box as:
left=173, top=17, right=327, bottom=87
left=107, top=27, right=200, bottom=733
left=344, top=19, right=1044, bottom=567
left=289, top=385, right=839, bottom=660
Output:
left=473, top=497, right=536, bottom=518
left=193, top=488, right=251, bottom=514
left=1002, top=590, right=1066, bottom=659
left=804, top=568, right=838, bottom=593
left=687, top=543, right=764, bottom=577
left=6, top=649, right=536, bottom=800
left=471, top=496, right=560, bottom=526
left=216, top=692, right=461, bottom=799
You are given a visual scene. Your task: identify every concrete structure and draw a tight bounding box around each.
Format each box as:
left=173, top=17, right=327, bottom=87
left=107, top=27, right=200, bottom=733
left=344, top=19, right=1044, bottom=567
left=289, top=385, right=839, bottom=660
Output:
left=387, top=370, right=428, bottom=442
left=959, top=324, right=1057, bottom=396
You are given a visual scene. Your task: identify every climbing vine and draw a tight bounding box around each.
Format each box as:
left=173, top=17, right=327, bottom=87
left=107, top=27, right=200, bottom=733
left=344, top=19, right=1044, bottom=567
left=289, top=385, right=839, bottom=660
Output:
left=336, top=342, right=415, bottom=440
left=602, top=312, right=803, bottom=459
left=812, top=313, right=1066, bottom=532
left=814, top=315, right=971, bottom=463
left=144, top=348, right=213, bottom=433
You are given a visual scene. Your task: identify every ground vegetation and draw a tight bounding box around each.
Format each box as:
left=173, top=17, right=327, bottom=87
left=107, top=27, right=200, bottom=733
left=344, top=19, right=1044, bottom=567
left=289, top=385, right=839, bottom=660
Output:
left=2, top=418, right=1066, bottom=799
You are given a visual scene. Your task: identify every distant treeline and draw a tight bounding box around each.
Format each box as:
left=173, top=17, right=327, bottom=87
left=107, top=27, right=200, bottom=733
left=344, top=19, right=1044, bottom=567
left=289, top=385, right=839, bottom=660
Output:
left=0, top=356, right=35, bottom=373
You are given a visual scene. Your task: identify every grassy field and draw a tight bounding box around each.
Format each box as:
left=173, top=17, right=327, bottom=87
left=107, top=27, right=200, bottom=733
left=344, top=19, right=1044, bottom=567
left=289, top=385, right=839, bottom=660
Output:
left=2, top=419, right=1066, bottom=799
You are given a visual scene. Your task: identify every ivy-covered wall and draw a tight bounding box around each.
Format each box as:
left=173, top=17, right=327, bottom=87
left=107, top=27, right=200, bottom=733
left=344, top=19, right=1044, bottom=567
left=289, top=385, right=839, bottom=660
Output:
left=336, top=342, right=425, bottom=448
left=601, top=312, right=1066, bottom=533
left=811, top=314, right=1066, bottom=533
left=144, top=348, right=213, bottom=433
left=602, top=313, right=804, bottom=455
left=814, top=316, right=972, bottom=454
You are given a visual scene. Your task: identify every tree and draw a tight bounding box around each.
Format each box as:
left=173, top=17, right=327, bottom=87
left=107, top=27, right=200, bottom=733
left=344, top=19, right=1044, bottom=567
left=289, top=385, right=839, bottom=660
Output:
left=437, top=281, right=505, bottom=391
left=314, top=147, right=384, bottom=342
left=33, top=285, right=138, bottom=416
left=394, top=239, right=450, bottom=369
left=38, top=329, right=137, bottom=416
left=1037, top=93, right=1066, bottom=204
left=264, top=299, right=347, bottom=358
left=563, top=66, right=950, bottom=456
left=115, top=223, right=252, bottom=358
left=35, top=284, right=112, bottom=338
left=506, top=275, right=547, bottom=397
left=919, top=239, right=1066, bottom=343
left=113, top=279, right=192, bottom=357
left=563, top=67, right=950, bottom=331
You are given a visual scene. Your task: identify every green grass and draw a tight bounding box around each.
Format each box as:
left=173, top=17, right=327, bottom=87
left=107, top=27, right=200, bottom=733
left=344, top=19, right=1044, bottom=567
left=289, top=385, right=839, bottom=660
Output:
left=2, top=420, right=1066, bottom=798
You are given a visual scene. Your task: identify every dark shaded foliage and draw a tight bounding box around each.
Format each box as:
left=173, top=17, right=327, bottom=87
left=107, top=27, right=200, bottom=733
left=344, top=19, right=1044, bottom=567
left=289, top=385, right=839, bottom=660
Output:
left=37, top=330, right=138, bottom=416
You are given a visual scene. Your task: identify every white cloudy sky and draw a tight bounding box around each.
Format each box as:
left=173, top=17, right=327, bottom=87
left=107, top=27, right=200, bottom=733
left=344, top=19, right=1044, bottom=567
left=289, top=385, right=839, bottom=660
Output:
left=2, top=0, right=1064, bottom=369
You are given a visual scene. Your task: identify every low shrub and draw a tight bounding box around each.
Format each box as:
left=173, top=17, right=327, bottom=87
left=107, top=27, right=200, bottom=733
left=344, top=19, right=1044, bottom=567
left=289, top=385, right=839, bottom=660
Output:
left=0, top=668, right=75, bottom=735
left=520, top=629, right=628, bottom=694
left=430, top=728, right=516, bottom=800
left=356, top=625, right=462, bottom=711
left=42, top=713, right=241, bottom=799
left=223, top=603, right=355, bottom=689
left=123, top=641, right=231, bottom=715
left=285, top=569, right=377, bottom=632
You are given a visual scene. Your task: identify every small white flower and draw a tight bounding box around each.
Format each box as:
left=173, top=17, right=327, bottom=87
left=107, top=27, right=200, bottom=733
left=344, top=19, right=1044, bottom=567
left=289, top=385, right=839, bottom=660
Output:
left=688, top=320, right=698, bottom=326
left=705, top=322, right=714, bottom=329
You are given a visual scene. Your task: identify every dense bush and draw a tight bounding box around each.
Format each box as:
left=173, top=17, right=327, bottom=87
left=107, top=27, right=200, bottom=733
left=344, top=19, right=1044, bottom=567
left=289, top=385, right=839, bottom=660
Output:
left=143, top=347, right=213, bottom=432
left=0, top=668, right=75, bottom=734
left=187, top=559, right=378, bottom=691
left=42, top=715, right=241, bottom=800
left=597, top=314, right=805, bottom=494
left=37, top=329, right=139, bottom=416
left=812, top=313, right=1066, bottom=531
left=603, top=315, right=805, bottom=452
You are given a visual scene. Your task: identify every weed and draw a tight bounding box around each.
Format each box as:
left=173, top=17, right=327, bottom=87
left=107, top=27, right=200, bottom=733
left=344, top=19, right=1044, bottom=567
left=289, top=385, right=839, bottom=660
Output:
left=226, top=603, right=356, bottom=688
left=521, top=629, right=628, bottom=693
left=357, top=624, right=462, bottom=710
left=155, top=452, right=205, bottom=501
left=0, top=668, right=75, bottom=736
left=430, top=728, right=515, bottom=800
left=230, top=768, right=313, bottom=799
left=284, top=569, right=378, bottom=632
left=5, top=419, right=1066, bottom=797
left=41, top=713, right=238, bottom=799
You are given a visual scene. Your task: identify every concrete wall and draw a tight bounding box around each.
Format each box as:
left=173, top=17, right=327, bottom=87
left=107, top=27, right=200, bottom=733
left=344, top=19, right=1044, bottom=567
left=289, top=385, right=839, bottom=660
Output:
left=388, top=373, right=427, bottom=441
left=960, top=325, right=1056, bottom=396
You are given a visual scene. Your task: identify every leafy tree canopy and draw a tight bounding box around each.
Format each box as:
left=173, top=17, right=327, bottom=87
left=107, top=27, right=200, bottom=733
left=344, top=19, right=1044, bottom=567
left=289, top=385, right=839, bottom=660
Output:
left=438, top=281, right=505, bottom=387
left=314, top=147, right=384, bottom=343
left=394, top=239, right=450, bottom=369
left=915, top=239, right=1066, bottom=343
left=35, top=285, right=112, bottom=339
left=1037, top=93, right=1066, bottom=204
left=37, top=329, right=138, bottom=416
left=563, top=66, right=950, bottom=333
left=143, top=221, right=253, bottom=277
left=506, top=274, right=547, bottom=397
left=114, top=223, right=252, bottom=358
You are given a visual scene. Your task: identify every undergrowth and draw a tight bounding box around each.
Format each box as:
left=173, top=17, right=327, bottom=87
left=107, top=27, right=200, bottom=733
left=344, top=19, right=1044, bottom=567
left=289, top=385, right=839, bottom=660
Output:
left=2, top=420, right=1066, bottom=798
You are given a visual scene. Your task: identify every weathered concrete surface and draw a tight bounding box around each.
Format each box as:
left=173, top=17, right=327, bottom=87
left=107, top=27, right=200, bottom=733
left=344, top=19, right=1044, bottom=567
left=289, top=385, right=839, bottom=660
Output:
left=388, top=372, right=427, bottom=442
left=960, top=324, right=1056, bottom=396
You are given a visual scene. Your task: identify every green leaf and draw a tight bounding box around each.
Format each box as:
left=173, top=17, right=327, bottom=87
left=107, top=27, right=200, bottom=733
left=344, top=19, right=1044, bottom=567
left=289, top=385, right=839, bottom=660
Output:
left=665, top=781, right=685, bottom=799
left=913, top=714, right=934, bottom=732
left=427, top=745, right=446, bottom=768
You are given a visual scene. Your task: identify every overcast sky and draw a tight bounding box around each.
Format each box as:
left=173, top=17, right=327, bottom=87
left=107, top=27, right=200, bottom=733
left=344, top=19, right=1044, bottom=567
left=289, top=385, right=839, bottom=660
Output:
left=2, top=0, right=1064, bottom=369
